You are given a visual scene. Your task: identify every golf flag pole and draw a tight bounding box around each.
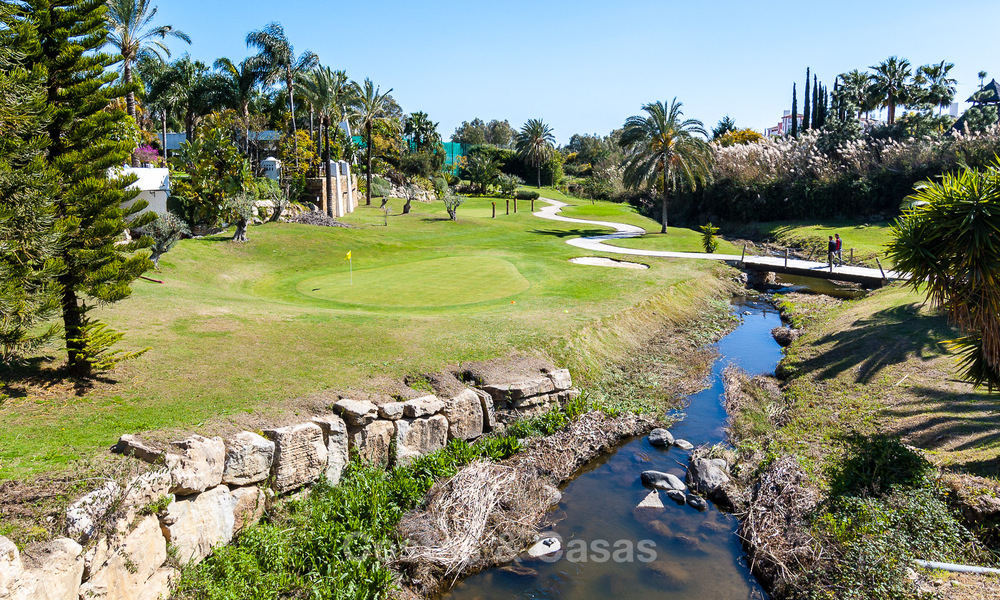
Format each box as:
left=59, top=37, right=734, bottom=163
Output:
left=346, top=250, right=352, bottom=285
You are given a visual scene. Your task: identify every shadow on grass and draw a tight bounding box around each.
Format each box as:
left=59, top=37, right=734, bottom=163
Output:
left=795, top=303, right=952, bottom=384
left=1, top=359, right=116, bottom=397
left=527, top=228, right=616, bottom=239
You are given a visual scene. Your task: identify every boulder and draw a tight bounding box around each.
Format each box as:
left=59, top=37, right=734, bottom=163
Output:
left=347, top=420, right=394, bottom=467
left=511, top=393, right=550, bottom=410
left=771, top=326, right=801, bottom=347
left=79, top=516, right=164, bottom=600
left=544, top=369, right=573, bottom=391
left=311, top=415, right=349, bottom=485
left=135, top=567, right=177, bottom=600
left=640, top=471, right=687, bottom=491
left=665, top=489, right=686, bottom=504
left=648, top=429, right=674, bottom=447
left=263, top=423, right=328, bottom=493
left=480, top=377, right=556, bottom=404
left=524, top=536, right=561, bottom=559
left=9, top=538, right=84, bottom=600
left=441, top=389, right=484, bottom=441
left=231, top=486, right=266, bottom=534
left=632, top=491, right=665, bottom=523
left=377, top=402, right=406, bottom=420
left=332, top=399, right=378, bottom=426
left=222, top=432, right=274, bottom=486
left=160, top=485, right=238, bottom=565
left=164, top=435, right=225, bottom=495
left=711, top=458, right=729, bottom=471
left=686, top=494, right=708, bottom=511
left=540, top=484, right=562, bottom=508
left=401, top=395, right=445, bottom=418
left=65, top=481, right=121, bottom=542
left=471, top=388, right=496, bottom=432
left=112, top=435, right=162, bottom=464
left=673, top=439, right=694, bottom=451
left=0, top=536, right=23, bottom=597
left=687, top=458, right=734, bottom=509
left=555, top=389, right=582, bottom=404
left=394, top=416, right=448, bottom=465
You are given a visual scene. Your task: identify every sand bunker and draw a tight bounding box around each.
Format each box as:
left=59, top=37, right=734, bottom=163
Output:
left=569, top=257, right=649, bottom=269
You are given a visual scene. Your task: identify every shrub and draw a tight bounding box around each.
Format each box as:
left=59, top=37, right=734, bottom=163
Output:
left=700, top=222, right=720, bottom=253
left=136, top=211, right=189, bottom=266
left=515, top=190, right=539, bottom=200
left=370, top=175, right=391, bottom=198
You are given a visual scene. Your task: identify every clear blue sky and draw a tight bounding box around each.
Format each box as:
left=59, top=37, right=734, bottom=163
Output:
left=154, top=0, right=1000, bottom=144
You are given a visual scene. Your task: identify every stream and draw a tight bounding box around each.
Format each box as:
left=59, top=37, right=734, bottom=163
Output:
left=446, top=299, right=784, bottom=600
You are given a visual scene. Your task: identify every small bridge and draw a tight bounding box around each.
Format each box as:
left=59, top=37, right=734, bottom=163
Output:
left=532, top=199, right=906, bottom=287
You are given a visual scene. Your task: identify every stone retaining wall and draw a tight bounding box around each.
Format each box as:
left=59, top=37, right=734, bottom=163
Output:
left=0, top=370, right=577, bottom=600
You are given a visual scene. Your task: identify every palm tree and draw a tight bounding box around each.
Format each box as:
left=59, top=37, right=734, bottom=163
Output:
left=405, top=111, right=439, bottom=151
left=979, top=71, right=988, bottom=89
left=245, top=22, right=319, bottom=167
left=349, top=78, right=396, bottom=206
left=916, top=61, right=957, bottom=115
left=214, top=57, right=265, bottom=151
left=839, top=69, right=875, bottom=120
left=619, top=98, right=712, bottom=234
left=886, top=163, right=1000, bottom=390
left=515, top=119, right=556, bottom=188
left=869, top=56, right=913, bottom=125
left=298, top=66, right=353, bottom=216
left=103, top=0, right=190, bottom=165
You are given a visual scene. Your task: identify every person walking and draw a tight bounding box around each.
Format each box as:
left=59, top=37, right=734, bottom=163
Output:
left=835, top=233, right=843, bottom=265
left=827, top=236, right=836, bottom=268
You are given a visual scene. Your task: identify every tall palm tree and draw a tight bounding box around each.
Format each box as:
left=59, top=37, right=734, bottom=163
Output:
left=619, top=98, right=712, bottom=234
left=515, top=119, right=556, bottom=188
left=245, top=22, right=319, bottom=166
left=349, top=78, right=396, bottom=206
left=214, top=57, right=265, bottom=151
left=869, top=56, right=913, bottom=125
left=916, top=61, right=957, bottom=115
left=104, top=0, right=190, bottom=164
left=298, top=66, right=353, bottom=216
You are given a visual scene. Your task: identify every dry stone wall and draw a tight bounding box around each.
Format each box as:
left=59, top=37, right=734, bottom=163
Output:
left=0, top=370, right=578, bottom=600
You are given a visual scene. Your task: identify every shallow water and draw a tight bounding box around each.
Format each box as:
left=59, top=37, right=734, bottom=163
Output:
left=771, top=273, right=868, bottom=300
left=445, top=300, right=783, bottom=600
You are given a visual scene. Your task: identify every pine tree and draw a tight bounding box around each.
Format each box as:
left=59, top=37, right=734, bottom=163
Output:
left=791, top=83, right=798, bottom=137
left=803, top=68, right=811, bottom=131
left=4, top=1, right=155, bottom=376
left=0, top=18, right=62, bottom=364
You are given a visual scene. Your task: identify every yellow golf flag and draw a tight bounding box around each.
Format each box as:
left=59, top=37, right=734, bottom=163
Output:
left=346, top=250, right=351, bottom=260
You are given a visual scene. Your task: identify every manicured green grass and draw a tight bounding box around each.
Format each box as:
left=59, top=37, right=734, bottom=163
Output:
left=1, top=195, right=720, bottom=479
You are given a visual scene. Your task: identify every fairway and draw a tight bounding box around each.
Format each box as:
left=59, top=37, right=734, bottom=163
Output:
left=297, top=256, right=530, bottom=307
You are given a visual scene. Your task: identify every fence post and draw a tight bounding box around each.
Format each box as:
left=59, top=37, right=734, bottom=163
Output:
left=492, top=202, right=496, bottom=219
left=784, top=248, right=789, bottom=268
left=876, top=256, right=887, bottom=282
left=851, top=248, right=854, bottom=263
left=531, top=199, right=535, bottom=211
left=506, top=199, right=510, bottom=215
left=514, top=198, right=517, bottom=213
left=741, top=244, right=746, bottom=266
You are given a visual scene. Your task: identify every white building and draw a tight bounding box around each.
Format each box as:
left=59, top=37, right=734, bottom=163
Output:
left=115, top=167, right=171, bottom=215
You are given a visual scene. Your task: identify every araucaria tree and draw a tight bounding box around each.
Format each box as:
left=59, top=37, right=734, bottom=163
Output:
left=619, top=98, right=712, bottom=233
left=0, top=25, right=61, bottom=363
left=887, top=164, right=1000, bottom=390
left=4, top=0, right=155, bottom=376
left=350, top=78, right=396, bottom=206
left=516, top=118, right=556, bottom=188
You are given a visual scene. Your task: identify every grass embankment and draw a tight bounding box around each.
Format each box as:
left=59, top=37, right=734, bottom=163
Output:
left=731, top=219, right=894, bottom=266
left=726, top=285, right=1000, bottom=598
left=0, top=195, right=727, bottom=481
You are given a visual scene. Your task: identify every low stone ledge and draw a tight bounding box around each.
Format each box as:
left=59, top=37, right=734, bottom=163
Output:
left=471, top=388, right=496, bottom=433
left=164, top=434, right=225, bottom=495
left=222, top=432, right=274, bottom=486
left=544, top=368, right=573, bottom=391
left=394, top=416, right=448, bottom=466
left=347, top=420, right=394, bottom=467
left=311, top=415, right=349, bottom=485
left=160, top=485, right=238, bottom=566
left=481, top=377, right=557, bottom=404
left=401, top=395, right=444, bottom=418
left=80, top=515, right=165, bottom=600
left=377, top=402, right=406, bottom=420
left=263, top=423, right=328, bottom=493
left=112, top=435, right=162, bottom=464
left=231, top=486, right=266, bottom=534
left=441, top=390, right=484, bottom=441
left=331, top=399, right=378, bottom=427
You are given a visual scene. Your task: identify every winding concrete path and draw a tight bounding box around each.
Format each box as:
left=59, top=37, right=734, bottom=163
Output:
left=533, top=198, right=904, bottom=282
